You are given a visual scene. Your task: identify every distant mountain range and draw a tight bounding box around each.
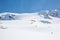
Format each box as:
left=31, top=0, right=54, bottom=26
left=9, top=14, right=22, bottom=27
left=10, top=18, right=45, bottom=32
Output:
left=0, top=9, right=60, bottom=24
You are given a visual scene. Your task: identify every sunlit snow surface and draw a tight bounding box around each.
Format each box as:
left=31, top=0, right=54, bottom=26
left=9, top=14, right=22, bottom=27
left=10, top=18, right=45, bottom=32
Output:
left=0, top=12, right=60, bottom=40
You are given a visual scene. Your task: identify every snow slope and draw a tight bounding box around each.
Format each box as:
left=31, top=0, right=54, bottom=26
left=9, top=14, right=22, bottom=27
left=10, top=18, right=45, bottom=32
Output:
left=0, top=10, right=60, bottom=40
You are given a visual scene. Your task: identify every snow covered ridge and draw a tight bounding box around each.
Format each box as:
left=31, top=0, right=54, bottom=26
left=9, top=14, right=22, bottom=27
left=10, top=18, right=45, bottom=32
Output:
left=0, top=9, right=60, bottom=24
left=0, top=12, right=20, bottom=20
left=38, top=9, right=60, bottom=19
left=0, top=12, right=38, bottom=20
left=0, top=9, right=60, bottom=20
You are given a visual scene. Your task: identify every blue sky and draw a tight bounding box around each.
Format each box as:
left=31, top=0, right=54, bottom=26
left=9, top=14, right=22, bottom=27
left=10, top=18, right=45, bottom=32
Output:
left=0, top=0, right=60, bottom=13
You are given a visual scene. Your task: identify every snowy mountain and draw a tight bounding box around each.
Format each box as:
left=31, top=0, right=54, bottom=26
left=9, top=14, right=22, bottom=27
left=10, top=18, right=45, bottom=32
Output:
left=0, top=12, right=20, bottom=20
left=0, top=9, right=60, bottom=24
left=0, top=9, right=60, bottom=40
left=38, top=9, right=60, bottom=18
